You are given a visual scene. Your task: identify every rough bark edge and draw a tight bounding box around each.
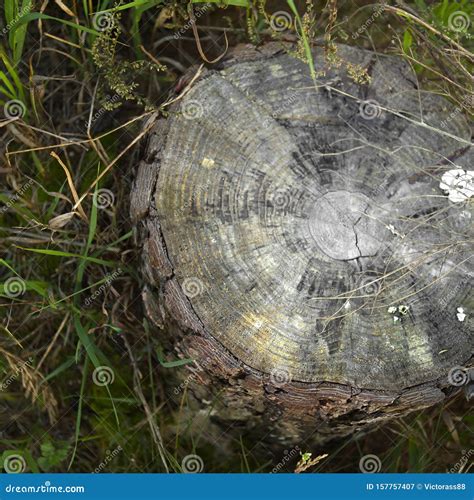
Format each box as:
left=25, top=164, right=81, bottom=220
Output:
left=131, top=43, right=472, bottom=441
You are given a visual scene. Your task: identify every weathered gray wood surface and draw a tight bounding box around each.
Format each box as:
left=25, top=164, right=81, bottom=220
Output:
left=132, top=43, right=473, bottom=443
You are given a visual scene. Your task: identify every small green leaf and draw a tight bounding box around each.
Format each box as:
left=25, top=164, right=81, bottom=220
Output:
left=403, top=29, right=413, bottom=53
left=155, top=347, right=194, bottom=368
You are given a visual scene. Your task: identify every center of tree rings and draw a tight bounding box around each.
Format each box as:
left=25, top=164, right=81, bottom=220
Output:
left=308, top=191, right=382, bottom=260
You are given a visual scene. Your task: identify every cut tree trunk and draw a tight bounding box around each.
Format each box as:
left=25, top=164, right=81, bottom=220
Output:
left=131, top=43, right=473, bottom=445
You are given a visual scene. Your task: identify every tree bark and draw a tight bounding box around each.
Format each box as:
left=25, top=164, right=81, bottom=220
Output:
left=131, top=43, right=473, bottom=445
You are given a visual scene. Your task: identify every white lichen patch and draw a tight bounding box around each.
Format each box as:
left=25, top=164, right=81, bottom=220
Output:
left=388, top=305, right=409, bottom=322
left=398, top=305, right=409, bottom=316
left=439, top=168, right=474, bottom=203
left=457, top=307, right=466, bottom=322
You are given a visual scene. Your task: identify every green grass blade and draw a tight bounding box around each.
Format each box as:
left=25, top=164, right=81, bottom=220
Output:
left=286, top=0, right=316, bottom=81
left=41, top=356, right=76, bottom=384
left=99, top=0, right=163, bottom=13
left=0, top=280, right=49, bottom=299
left=15, top=12, right=101, bottom=36
left=16, top=247, right=116, bottom=267
left=155, top=347, right=194, bottom=368
left=12, top=0, right=34, bottom=64
left=0, top=50, right=25, bottom=101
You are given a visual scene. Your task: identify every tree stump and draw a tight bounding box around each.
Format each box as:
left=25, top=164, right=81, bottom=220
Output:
left=131, top=43, right=473, bottom=445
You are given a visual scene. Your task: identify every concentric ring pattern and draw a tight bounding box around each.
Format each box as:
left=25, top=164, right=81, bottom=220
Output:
left=154, top=46, right=472, bottom=390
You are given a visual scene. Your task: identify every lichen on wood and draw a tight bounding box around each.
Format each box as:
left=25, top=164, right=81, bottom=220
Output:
left=131, top=43, right=473, bottom=442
